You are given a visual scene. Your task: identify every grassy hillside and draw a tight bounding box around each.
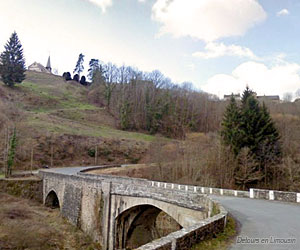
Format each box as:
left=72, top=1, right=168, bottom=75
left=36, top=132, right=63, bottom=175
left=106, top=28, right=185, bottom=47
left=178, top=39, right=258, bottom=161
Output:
left=0, top=71, right=156, bottom=171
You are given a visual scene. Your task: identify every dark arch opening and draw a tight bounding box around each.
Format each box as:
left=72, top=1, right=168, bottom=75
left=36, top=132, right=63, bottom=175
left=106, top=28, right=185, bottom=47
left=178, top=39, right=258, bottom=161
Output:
left=115, top=205, right=181, bottom=249
left=45, top=190, right=60, bottom=209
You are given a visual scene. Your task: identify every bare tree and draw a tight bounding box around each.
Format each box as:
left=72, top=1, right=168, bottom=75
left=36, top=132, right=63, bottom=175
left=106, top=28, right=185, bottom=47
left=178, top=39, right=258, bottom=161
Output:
left=283, top=92, right=293, bottom=102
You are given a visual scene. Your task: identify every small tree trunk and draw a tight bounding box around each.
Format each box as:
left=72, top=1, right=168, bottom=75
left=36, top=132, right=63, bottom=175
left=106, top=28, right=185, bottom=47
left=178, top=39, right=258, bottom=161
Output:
left=50, top=145, right=53, bottom=168
left=95, top=145, right=98, bottom=165
left=31, top=147, right=34, bottom=174
left=5, top=128, right=10, bottom=178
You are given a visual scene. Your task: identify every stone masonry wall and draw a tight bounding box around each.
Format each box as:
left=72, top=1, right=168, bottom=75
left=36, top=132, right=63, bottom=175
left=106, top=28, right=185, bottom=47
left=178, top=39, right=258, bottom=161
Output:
left=0, top=178, right=43, bottom=202
left=61, top=183, right=82, bottom=226
left=251, top=188, right=300, bottom=203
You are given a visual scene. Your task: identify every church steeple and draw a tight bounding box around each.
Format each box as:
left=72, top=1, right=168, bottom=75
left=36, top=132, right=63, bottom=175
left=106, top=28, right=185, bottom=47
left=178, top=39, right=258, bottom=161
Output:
left=46, top=56, right=52, bottom=73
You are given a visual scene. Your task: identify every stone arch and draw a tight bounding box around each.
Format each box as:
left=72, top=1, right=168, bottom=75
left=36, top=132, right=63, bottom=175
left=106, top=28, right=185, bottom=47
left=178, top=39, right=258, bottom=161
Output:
left=115, top=204, right=181, bottom=249
left=45, top=190, right=60, bottom=209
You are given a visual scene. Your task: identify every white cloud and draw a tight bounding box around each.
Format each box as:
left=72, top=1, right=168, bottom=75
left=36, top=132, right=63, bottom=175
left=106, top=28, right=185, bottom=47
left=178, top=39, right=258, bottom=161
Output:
left=86, top=0, right=112, bottom=12
left=201, top=61, right=300, bottom=98
left=193, top=42, right=257, bottom=59
left=151, top=0, right=267, bottom=42
left=277, top=9, right=289, bottom=17
left=186, top=63, right=195, bottom=71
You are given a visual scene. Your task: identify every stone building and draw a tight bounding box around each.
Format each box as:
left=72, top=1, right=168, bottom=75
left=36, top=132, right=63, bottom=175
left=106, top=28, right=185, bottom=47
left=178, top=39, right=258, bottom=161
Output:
left=28, top=56, right=52, bottom=74
left=257, top=95, right=280, bottom=103
left=223, top=94, right=241, bottom=101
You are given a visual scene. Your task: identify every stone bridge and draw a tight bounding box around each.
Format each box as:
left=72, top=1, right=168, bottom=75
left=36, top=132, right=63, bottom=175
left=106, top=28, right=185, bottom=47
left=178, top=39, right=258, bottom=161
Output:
left=39, top=166, right=227, bottom=250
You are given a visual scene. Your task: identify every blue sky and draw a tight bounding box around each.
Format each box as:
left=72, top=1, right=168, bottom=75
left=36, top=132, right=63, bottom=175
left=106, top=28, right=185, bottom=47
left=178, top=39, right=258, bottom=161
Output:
left=1, top=0, right=300, bottom=98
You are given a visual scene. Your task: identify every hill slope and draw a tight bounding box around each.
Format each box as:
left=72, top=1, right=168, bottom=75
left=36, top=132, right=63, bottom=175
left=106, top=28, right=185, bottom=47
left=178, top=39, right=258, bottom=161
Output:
left=0, top=71, right=155, bottom=170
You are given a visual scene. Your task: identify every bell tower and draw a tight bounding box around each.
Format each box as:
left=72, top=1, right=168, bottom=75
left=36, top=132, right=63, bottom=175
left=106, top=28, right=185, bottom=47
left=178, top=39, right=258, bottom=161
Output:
left=46, top=56, right=52, bottom=73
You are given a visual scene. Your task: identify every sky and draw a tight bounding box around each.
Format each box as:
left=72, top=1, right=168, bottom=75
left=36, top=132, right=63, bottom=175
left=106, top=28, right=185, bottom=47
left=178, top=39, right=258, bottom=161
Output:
left=1, top=0, right=300, bottom=99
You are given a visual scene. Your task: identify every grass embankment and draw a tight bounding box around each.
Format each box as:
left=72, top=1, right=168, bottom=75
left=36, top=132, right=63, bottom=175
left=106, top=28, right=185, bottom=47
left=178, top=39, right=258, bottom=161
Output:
left=0, top=71, right=157, bottom=169
left=0, top=192, right=101, bottom=249
left=192, top=216, right=237, bottom=250
left=18, top=73, right=155, bottom=142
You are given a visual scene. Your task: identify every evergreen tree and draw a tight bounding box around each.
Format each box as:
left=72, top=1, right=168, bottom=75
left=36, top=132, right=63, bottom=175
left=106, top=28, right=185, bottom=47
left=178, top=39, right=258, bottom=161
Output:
left=6, top=128, right=17, bottom=177
left=0, top=32, right=26, bottom=87
left=241, top=86, right=254, bottom=106
left=80, top=75, right=86, bottom=85
left=73, top=53, right=84, bottom=76
left=256, top=103, right=281, bottom=163
left=221, top=95, right=242, bottom=156
left=221, top=87, right=282, bottom=187
left=88, top=59, right=99, bottom=81
left=73, top=74, right=79, bottom=82
left=62, top=72, right=72, bottom=81
left=240, top=95, right=263, bottom=152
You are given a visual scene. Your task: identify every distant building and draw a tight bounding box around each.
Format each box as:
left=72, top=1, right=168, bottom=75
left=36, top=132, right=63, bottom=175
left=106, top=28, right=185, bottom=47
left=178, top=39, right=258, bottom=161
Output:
left=224, top=94, right=241, bottom=101
left=28, top=56, right=52, bottom=74
left=45, top=56, right=52, bottom=73
left=257, top=95, right=280, bottom=102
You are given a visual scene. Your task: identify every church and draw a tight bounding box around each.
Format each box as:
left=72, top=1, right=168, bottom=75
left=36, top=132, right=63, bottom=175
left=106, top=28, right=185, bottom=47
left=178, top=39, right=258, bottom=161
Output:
left=28, top=56, right=52, bottom=74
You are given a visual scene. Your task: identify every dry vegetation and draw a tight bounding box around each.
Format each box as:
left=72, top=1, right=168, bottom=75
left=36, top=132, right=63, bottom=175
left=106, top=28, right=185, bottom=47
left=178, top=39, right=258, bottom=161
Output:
left=1, top=71, right=300, bottom=192
left=0, top=71, right=154, bottom=171
left=98, top=111, right=300, bottom=192
left=0, top=192, right=101, bottom=249
left=140, top=100, right=300, bottom=192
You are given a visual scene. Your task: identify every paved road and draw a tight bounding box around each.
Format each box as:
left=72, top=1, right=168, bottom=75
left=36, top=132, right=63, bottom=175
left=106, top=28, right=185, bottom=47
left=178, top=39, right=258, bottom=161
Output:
left=41, top=166, right=87, bottom=175
left=211, top=195, right=300, bottom=250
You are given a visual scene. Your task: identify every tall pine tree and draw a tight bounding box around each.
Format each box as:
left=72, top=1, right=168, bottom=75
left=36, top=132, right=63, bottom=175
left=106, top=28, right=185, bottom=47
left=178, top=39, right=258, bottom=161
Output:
left=88, top=58, right=99, bottom=81
left=221, top=95, right=242, bottom=156
left=221, top=87, right=282, bottom=187
left=0, top=32, right=26, bottom=87
left=241, top=86, right=254, bottom=106
left=73, top=53, right=85, bottom=77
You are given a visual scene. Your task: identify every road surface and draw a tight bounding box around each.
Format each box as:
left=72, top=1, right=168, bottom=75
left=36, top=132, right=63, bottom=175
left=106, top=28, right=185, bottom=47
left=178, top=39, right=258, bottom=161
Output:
left=211, top=195, right=300, bottom=250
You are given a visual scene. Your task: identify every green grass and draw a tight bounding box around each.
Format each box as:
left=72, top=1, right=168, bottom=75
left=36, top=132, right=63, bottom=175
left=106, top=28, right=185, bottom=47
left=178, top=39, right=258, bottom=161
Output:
left=15, top=72, right=158, bottom=143
left=20, top=81, right=97, bottom=113
left=26, top=115, right=155, bottom=142
left=191, top=216, right=237, bottom=250
left=0, top=174, right=4, bottom=179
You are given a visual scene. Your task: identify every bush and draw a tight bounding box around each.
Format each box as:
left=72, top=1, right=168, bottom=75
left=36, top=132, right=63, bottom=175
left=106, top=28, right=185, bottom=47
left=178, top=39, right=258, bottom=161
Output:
left=80, top=75, right=86, bottom=85
left=73, top=74, right=79, bottom=82
left=62, top=72, right=72, bottom=81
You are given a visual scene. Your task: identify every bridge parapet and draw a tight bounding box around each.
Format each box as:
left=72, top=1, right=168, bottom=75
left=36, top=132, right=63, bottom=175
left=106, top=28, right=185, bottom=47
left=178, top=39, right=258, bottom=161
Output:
left=250, top=188, right=300, bottom=203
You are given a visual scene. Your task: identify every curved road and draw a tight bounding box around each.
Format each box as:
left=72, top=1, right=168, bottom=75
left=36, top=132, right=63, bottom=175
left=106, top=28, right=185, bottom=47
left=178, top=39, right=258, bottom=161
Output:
left=211, top=195, right=300, bottom=250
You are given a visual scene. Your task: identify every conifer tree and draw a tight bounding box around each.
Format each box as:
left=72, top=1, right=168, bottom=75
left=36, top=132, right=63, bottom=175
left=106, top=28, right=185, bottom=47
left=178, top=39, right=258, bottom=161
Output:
left=6, top=128, right=17, bottom=177
left=0, top=32, right=26, bottom=87
left=221, top=95, right=242, bottom=156
left=221, top=87, right=282, bottom=187
left=73, top=53, right=85, bottom=77
left=88, top=58, right=99, bottom=81
left=256, top=103, right=281, bottom=163
left=241, top=86, right=254, bottom=106
left=240, top=95, right=263, bottom=152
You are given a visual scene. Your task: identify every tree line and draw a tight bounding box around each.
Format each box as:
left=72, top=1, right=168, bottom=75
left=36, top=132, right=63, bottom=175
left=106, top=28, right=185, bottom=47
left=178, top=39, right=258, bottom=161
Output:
left=148, top=87, right=283, bottom=190
left=62, top=54, right=221, bottom=138
left=92, top=62, right=221, bottom=138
